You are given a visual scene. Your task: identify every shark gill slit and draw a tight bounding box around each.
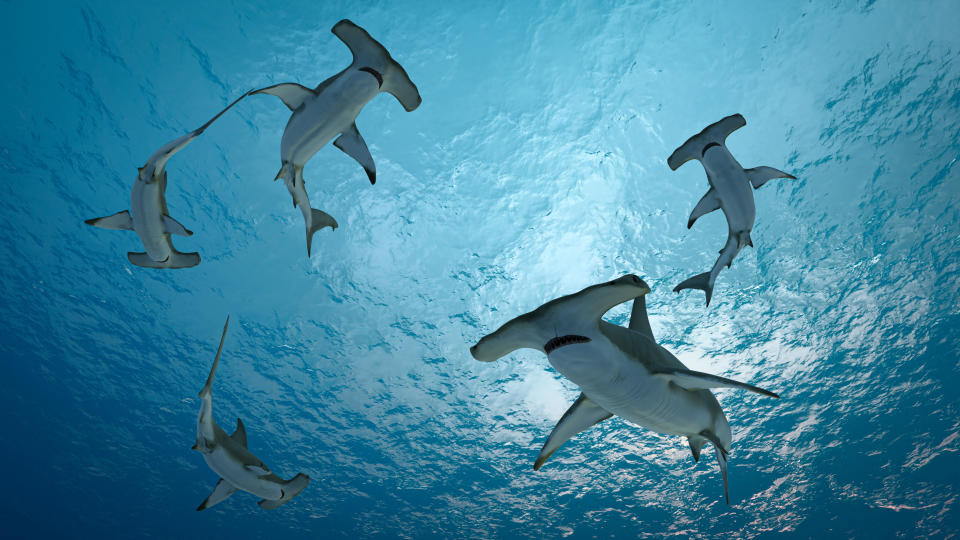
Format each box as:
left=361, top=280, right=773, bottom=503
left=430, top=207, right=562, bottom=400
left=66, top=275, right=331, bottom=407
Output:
left=544, top=335, right=591, bottom=355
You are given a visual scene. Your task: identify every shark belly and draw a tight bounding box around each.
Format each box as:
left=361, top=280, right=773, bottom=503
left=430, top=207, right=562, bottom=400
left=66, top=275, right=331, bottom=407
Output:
left=203, top=447, right=283, bottom=500
left=548, top=338, right=716, bottom=437
left=129, top=177, right=173, bottom=262
left=702, top=146, right=755, bottom=233
left=281, top=72, right=380, bottom=167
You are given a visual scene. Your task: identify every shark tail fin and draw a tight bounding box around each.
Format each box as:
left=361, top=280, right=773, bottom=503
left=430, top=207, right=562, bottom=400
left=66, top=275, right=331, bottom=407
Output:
left=332, top=19, right=421, bottom=112
left=258, top=473, right=310, bottom=510
left=674, top=272, right=714, bottom=307
left=716, top=445, right=730, bottom=505
left=667, top=114, right=746, bottom=170
left=200, top=316, right=230, bottom=398
left=127, top=251, right=200, bottom=269
left=306, top=209, right=338, bottom=257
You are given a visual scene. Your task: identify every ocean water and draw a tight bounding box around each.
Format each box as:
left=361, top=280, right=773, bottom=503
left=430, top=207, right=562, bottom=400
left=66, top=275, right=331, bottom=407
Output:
left=1, top=0, right=959, bottom=537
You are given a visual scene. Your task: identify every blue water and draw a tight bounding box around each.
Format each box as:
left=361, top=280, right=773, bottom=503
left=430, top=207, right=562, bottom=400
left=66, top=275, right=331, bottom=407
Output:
left=1, top=0, right=959, bottom=537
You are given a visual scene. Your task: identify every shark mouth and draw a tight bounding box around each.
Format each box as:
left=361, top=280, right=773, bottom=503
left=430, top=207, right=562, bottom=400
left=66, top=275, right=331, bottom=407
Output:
left=544, top=335, right=591, bottom=355
left=359, top=67, right=383, bottom=88
left=701, top=142, right=721, bottom=156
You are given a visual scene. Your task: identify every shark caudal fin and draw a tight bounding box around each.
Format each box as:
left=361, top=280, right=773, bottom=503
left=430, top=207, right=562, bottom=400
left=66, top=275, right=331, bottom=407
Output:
left=127, top=251, right=200, bottom=269
left=199, top=316, right=230, bottom=399
left=306, top=209, right=338, bottom=257
left=674, top=272, right=714, bottom=307
left=667, top=114, right=746, bottom=170
left=258, top=473, right=310, bottom=510
left=332, top=19, right=422, bottom=112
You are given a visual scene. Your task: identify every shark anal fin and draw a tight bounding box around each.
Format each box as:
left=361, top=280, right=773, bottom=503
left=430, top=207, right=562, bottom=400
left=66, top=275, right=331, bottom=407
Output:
left=196, top=478, right=237, bottom=511
left=334, top=123, right=376, bottom=184
left=332, top=19, right=422, bottom=112
left=162, top=215, right=193, bottom=236
left=231, top=418, right=247, bottom=448
left=627, top=296, right=654, bottom=341
left=688, top=188, right=721, bottom=228
left=252, top=83, right=315, bottom=111
left=534, top=393, right=613, bottom=471
left=745, top=166, right=796, bottom=189
left=653, top=367, right=780, bottom=399
left=85, top=210, right=133, bottom=231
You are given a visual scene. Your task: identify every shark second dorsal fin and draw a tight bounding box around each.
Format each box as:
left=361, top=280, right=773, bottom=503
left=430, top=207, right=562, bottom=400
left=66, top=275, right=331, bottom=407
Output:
left=231, top=418, right=248, bottom=448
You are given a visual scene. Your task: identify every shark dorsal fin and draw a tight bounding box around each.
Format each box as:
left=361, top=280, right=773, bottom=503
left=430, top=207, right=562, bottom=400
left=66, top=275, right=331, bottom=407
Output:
left=231, top=418, right=248, bottom=448
left=627, top=296, right=654, bottom=341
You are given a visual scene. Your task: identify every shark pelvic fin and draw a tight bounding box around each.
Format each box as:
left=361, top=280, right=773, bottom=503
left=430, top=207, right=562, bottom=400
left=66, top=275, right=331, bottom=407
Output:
left=334, top=123, right=376, bottom=184
left=745, top=166, right=796, bottom=189
left=534, top=393, right=612, bottom=471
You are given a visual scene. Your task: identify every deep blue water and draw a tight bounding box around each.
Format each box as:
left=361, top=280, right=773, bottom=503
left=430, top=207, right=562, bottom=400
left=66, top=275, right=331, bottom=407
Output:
left=1, top=0, right=959, bottom=538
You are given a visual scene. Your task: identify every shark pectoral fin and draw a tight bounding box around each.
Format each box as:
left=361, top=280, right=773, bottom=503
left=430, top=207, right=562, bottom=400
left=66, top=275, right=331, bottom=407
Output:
left=688, top=188, right=721, bottom=228
left=196, top=478, right=237, bottom=511
left=627, top=296, right=655, bottom=341
left=653, top=368, right=780, bottom=399
left=534, top=394, right=613, bottom=471
left=85, top=210, right=133, bottom=231
left=667, top=114, right=746, bottom=170
left=334, top=123, right=376, bottom=184
left=162, top=215, right=193, bottom=236
left=252, top=83, right=315, bottom=111
left=245, top=464, right=270, bottom=477
left=745, top=166, right=796, bottom=189
left=331, top=19, right=422, bottom=112
left=231, top=418, right=248, bottom=448
left=258, top=473, right=310, bottom=510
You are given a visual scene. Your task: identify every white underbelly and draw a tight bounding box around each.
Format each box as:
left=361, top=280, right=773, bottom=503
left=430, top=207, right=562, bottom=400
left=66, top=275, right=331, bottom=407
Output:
left=281, top=74, right=379, bottom=166
left=130, top=180, right=172, bottom=261
left=203, top=450, right=282, bottom=500
left=549, top=342, right=714, bottom=437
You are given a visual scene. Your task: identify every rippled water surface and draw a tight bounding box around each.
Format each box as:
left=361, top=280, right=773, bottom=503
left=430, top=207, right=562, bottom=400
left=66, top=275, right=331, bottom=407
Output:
left=1, top=0, right=959, bottom=538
